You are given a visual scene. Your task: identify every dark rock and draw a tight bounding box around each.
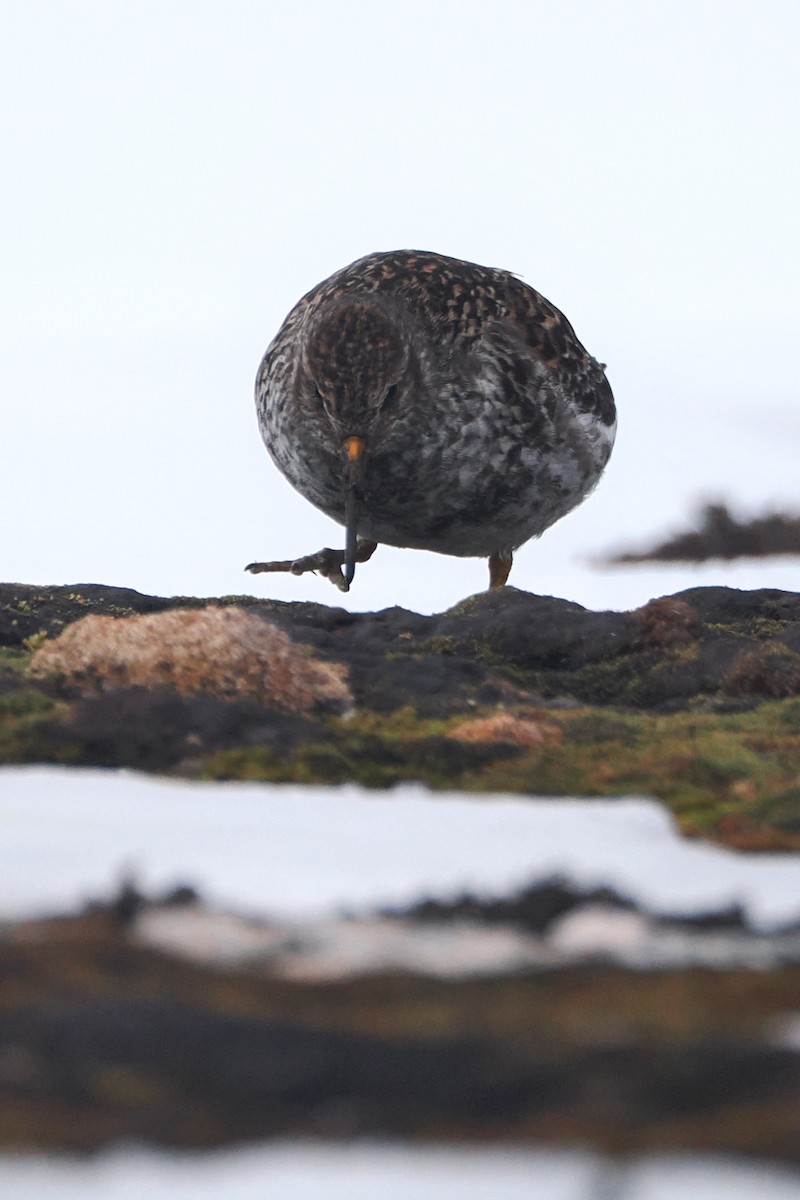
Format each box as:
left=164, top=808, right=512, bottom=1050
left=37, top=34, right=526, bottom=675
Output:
left=604, top=503, right=800, bottom=564
left=2, top=917, right=799, bottom=1157
left=393, top=878, right=761, bottom=937
left=432, top=587, right=628, bottom=670
left=160, top=884, right=201, bottom=908
left=0, top=583, right=182, bottom=646
left=54, top=686, right=313, bottom=771
left=4, top=997, right=532, bottom=1137
left=656, top=904, right=749, bottom=933
left=675, top=585, right=800, bottom=626
left=393, top=876, right=638, bottom=935
left=5, top=581, right=800, bottom=713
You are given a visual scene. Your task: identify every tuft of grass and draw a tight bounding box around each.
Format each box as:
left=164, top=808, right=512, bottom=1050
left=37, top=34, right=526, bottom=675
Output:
left=22, top=630, right=48, bottom=653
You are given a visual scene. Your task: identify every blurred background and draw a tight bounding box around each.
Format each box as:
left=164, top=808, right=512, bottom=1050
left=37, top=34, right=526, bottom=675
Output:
left=2, top=0, right=799, bottom=613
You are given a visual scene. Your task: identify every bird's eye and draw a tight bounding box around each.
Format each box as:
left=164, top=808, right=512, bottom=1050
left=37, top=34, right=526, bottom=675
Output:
left=314, top=385, right=335, bottom=417
left=383, top=383, right=400, bottom=410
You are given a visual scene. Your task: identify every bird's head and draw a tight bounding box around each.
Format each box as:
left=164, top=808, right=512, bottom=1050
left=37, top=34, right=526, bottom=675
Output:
left=302, top=295, right=410, bottom=434
left=300, top=295, right=415, bottom=585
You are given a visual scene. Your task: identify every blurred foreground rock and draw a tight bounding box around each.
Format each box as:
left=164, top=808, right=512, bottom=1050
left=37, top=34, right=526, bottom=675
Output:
left=0, top=886, right=798, bottom=1160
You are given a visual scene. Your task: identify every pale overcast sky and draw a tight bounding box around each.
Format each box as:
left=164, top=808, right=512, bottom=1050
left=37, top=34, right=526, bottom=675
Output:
left=2, top=1, right=799, bottom=612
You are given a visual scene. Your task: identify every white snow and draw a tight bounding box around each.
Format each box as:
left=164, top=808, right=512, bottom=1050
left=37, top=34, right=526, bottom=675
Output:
left=0, top=1143, right=798, bottom=1200
left=2, top=766, right=799, bottom=928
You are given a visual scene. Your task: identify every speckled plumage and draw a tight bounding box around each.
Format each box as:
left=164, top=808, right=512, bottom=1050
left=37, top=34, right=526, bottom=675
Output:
left=252, top=250, right=616, bottom=589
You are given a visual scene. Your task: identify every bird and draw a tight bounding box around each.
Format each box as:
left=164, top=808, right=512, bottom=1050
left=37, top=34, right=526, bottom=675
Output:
left=247, top=249, right=616, bottom=592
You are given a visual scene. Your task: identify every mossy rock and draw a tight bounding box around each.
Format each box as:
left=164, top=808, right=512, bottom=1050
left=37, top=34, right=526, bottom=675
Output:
left=3, top=582, right=800, bottom=848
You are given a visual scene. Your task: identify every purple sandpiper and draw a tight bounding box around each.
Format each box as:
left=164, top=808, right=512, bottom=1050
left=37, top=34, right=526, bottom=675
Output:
left=247, top=250, right=616, bottom=591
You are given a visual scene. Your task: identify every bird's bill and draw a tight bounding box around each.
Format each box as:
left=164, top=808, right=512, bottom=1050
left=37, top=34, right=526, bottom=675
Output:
left=343, top=435, right=365, bottom=587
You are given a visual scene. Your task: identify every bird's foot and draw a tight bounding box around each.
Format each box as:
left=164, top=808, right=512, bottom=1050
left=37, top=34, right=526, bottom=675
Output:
left=246, top=539, right=378, bottom=593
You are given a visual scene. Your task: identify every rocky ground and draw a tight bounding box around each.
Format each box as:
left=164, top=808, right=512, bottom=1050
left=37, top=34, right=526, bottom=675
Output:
left=1, top=579, right=800, bottom=1160
left=2, top=580, right=800, bottom=847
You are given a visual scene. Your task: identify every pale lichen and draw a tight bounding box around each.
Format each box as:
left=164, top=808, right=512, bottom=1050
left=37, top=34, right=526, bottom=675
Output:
left=28, top=606, right=352, bottom=715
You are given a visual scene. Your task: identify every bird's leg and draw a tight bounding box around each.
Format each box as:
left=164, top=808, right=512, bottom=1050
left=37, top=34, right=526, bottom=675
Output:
left=246, top=539, right=378, bottom=593
left=488, top=551, right=513, bottom=589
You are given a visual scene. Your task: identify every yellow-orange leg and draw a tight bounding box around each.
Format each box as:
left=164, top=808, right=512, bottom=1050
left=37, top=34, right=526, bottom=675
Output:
left=488, top=551, right=513, bottom=589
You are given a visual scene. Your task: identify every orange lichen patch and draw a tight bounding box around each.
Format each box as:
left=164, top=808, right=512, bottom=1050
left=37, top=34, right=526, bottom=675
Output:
left=449, top=712, right=562, bottom=747
left=28, top=607, right=351, bottom=715
left=629, top=597, right=702, bottom=648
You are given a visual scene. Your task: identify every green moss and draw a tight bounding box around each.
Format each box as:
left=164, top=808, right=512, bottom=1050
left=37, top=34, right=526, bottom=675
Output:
left=202, top=746, right=283, bottom=782
left=0, top=646, right=33, bottom=676
left=0, top=699, right=66, bottom=764
left=772, top=697, right=800, bottom=728
left=0, top=689, right=55, bottom=719
left=216, top=594, right=266, bottom=607
left=466, top=701, right=800, bottom=847
left=558, top=653, right=660, bottom=705
left=413, top=635, right=458, bottom=656
left=204, top=726, right=517, bottom=789
left=485, top=651, right=659, bottom=706
left=344, top=706, right=452, bottom=740
left=565, top=711, right=647, bottom=745
left=750, top=786, right=800, bottom=832
left=198, top=696, right=800, bottom=848
left=441, top=593, right=487, bottom=618
left=707, top=617, right=796, bottom=640
left=444, top=640, right=707, bottom=708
